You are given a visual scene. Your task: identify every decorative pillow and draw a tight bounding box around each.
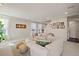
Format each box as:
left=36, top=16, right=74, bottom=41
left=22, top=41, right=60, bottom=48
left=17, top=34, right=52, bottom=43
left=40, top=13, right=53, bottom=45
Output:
left=46, top=33, right=55, bottom=42
left=16, top=41, right=28, bottom=54
left=36, top=41, right=50, bottom=47
left=33, top=33, right=47, bottom=41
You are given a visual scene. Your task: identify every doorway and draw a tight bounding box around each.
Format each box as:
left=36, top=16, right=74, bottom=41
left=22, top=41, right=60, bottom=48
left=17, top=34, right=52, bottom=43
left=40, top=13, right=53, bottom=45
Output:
left=67, top=16, right=79, bottom=43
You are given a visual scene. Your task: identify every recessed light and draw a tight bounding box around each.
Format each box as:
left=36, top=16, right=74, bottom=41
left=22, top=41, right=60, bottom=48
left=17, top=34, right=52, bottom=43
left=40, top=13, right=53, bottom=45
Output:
left=65, top=12, right=68, bottom=15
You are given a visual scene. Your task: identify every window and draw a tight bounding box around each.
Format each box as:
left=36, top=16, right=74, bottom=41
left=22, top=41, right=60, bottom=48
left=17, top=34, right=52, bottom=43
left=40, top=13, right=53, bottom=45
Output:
left=30, top=23, right=37, bottom=34
left=38, top=24, right=42, bottom=34
left=30, top=22, right=46, bottom=36
left=0, top=17, right=9, bottom=42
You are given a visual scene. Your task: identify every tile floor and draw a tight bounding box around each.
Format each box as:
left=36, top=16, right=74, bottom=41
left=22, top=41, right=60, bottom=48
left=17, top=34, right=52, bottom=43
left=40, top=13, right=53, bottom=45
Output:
left=62, top=41, right=79, bottom=56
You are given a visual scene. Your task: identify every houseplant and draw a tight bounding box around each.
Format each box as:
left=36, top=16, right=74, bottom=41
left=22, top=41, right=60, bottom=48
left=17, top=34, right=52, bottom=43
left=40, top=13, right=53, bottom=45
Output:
left=0, top=21, right=5, bottom=42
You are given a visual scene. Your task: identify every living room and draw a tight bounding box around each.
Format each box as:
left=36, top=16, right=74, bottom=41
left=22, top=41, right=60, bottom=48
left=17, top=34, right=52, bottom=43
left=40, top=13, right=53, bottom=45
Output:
left=0, top=3, right=79, bottom=56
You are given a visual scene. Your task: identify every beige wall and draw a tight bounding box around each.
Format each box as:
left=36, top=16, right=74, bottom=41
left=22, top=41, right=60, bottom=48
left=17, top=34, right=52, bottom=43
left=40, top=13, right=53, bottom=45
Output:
left=44, top=17, right=67, bottom=41
left=8, top=18, right=31, bottom=40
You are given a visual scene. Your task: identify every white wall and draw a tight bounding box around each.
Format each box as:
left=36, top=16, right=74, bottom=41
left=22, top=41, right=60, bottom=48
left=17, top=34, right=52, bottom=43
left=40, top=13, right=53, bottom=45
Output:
left=44, top=17, right=67, bottom=41
left=8, top=18, right=31, bottom=40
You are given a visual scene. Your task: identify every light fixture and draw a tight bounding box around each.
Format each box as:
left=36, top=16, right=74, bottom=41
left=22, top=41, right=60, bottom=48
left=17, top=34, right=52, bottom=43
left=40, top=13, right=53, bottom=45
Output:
left=65, top=12, right=68, bottom=15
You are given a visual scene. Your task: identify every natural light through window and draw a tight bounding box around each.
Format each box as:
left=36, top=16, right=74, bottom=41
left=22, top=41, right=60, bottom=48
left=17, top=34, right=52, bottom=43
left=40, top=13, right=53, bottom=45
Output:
left=0, top=17, right=9, bottom=42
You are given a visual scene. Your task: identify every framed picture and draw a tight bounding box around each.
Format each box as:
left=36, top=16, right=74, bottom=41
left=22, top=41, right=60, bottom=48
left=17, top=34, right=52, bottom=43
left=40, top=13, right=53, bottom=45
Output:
left=16, top=24, right=26, bottom=29
left=49, top=22, right=65, bottom=29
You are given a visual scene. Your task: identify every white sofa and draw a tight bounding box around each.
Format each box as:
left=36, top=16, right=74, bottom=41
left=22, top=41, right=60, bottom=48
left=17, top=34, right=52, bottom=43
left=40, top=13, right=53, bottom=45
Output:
left=46, top=40, right=64, bottom=56
left=0, top=38, right=64, bottom=56
left=25, top=39, right=64, bottom=56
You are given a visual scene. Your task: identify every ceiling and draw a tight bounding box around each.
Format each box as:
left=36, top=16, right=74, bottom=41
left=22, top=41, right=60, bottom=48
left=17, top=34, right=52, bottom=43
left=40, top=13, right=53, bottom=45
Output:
left=0, top=3, right=79, bottom=22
